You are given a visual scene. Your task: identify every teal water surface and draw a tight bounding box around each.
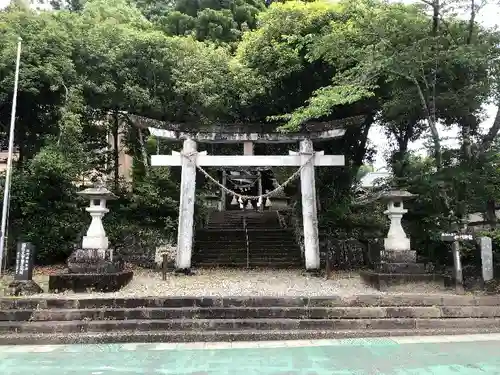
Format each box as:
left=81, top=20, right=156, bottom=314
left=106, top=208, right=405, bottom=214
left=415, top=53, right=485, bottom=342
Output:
left=1, top=336, right=500, bottom=374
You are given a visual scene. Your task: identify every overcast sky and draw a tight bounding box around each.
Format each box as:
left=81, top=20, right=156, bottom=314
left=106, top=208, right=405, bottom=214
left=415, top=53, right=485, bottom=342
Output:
left=0, top=0, right=499, bottom=168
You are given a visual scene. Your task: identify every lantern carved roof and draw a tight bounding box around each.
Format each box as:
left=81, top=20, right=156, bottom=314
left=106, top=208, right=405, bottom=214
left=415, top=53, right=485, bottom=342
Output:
left=77, top=185, right=118, bottom=200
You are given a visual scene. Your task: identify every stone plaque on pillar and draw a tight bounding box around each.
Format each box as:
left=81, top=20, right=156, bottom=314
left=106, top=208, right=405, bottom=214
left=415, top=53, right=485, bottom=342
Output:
left=478, top=236, right=493, bottom=282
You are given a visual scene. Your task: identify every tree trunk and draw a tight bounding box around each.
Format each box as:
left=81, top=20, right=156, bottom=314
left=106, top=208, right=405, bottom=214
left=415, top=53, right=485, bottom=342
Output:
left=391, top=121, right=413, bottom=178
left=412, top=77, right=442, bottom=169
left=480, top=105, right=500, bottom=154
left=466, top=0, right=476, bottom=45
left=112, top=111, right=120, bottom=191
left=486, top=199, right=497, bottom=229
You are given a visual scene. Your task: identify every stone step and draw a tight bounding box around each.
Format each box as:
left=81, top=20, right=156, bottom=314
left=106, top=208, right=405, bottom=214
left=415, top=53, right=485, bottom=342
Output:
left=195, top=238, right=246, bottom=242
left=195, top=245, right=300, bottom=252
left=194, top=253, right=301, bottom=260
left=210, top=211, right=280, bottom=216
left=245, top=225, right=281, bottom=228
left=195, top=240, right=247, bottom=249
left=193, top=258, right=302, bottom=265
left=193, top=261, right=303, bottom=267
left=198, top=238, right=297, bottom=242
left=247, top=232, right=296, bottom=235
left=248, top=237, right=297, bottom=241
left=2, top=318, right=500, bottom=334
left=4, top=295, right=500, bottom=310
left=206, top=219, right=280, bottom=223
left=204, top=225, right=243, bottom=228
left=195, top=240, right=248, bottom=244
left=195, top=235, right=246, bottom=240
left=246, top=237, right=297, bottom=241
left=5, top=306, right=500, bottom=322
left=247, top=235, right=299, bottom=239
left=206, top=220, right=243, bottom=223
left=196, top=243, right=299, bottom=248
left=248, top=243, right=301, bottom=248
left=198, top=236, right=296, bottom=241
left=197, top=244, right=300, bottom=249
left=206, top=220, right=244, bottom=223
left=207, top=216, right=243, bottom=223
left=195, top=262, right=302, bottom=268
left=194, top=250, right=301, bottom=256
left=204, top=226, right=244, bottom=230
left=193, top=259, right=302, bottom=265
left=206, top=222, right=280, bottom=227
left=193, top=252, right=252, bottom=257
left=1, top=327, right=499, bottom=345
left=198, top=229, right=293, bottom=234
left=245, top=224, right=281, bottom=226
left=193, top=254, right=301, bottom=260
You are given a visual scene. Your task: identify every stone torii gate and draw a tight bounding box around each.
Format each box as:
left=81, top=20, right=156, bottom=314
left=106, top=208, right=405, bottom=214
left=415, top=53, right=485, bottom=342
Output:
left=148, top=124, right=348, bottom=272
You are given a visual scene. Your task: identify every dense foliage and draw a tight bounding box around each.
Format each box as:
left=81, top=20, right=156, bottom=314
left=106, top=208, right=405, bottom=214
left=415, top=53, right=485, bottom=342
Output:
left=1, top=0, right=500, bottom=265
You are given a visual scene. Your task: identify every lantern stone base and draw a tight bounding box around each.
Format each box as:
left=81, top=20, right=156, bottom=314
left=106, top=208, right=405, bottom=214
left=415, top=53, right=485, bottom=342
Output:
left=48, top=247, right=133, bottom=293
left=67, top=248, right=121, bottom=274
left=359, top=270, right=445, bottom=291
left=6, top=280, right=43, bottom=296
left=380, top=250, right=417, bottom=263
left=360, top=249, right=444, bottom=291
left=48, top=271, right=133, bottom=293
left=82, top=236, right=109, bottom=250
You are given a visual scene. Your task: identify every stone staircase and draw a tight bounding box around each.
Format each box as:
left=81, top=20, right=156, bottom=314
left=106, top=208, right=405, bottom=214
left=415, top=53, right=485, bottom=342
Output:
left=193, top=211, right=302, bottom=268
left=1, top=295, right=500, bottom=345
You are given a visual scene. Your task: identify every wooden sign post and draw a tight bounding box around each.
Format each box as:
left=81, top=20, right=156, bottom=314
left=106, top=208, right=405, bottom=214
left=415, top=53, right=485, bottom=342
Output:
left=441, top=232, right=474, bottom=294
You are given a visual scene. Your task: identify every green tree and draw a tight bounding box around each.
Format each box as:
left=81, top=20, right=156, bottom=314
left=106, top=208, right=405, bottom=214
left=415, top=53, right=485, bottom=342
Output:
left=134, top=0, right=265, bottom=44
left=0, top=8, right=77, bottom=164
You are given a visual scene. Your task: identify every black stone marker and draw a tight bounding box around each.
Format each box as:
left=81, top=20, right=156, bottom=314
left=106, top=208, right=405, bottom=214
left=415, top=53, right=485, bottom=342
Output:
left=8, top=242, right=43, bottom=296
left=14, top=242, right=35, bottom=281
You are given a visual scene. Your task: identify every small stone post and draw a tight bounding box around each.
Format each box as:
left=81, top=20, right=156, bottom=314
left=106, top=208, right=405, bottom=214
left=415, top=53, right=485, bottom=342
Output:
left=221, top=170, right=226, bottom=211
left=176, top=138, right=197, bottom=272
left=478, top=236, right=493, bottom=283
left=452, top=239, right=464, bottom=293
left=299, top=138, right=320, bottom=270
left=258, top=171, right=263, bottom=212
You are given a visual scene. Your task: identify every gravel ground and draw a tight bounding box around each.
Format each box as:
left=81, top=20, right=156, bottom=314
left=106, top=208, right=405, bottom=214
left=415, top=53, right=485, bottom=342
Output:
left=8, top=268, right=455, bottom=299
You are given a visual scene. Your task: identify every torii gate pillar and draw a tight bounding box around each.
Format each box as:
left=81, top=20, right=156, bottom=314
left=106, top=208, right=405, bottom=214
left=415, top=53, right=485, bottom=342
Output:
left=299, top=139, right=320, bottom=270
left=176, top=138, right=197, bottom=271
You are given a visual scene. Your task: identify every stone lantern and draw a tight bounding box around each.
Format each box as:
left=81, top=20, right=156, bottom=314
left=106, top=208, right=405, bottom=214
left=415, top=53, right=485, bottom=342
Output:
left=380, top=189, right=416, bottom=256
left=78, top=185, right=117, bottom=253
left=48, top=183, right=133, bottom=293
left=359, top=189, right=445, bottom=291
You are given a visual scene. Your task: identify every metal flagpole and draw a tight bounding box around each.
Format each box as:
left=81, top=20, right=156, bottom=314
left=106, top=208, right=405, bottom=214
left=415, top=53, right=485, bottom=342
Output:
left=0, top=37, right=22, bottom=277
